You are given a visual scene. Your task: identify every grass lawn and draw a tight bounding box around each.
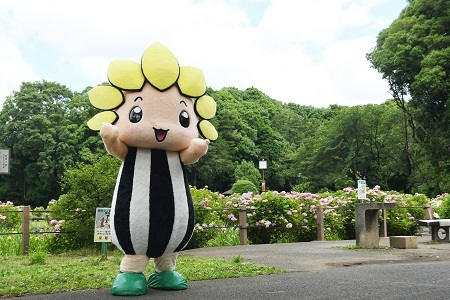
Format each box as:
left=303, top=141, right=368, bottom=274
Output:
left=0, top=249, right=284, bottom=297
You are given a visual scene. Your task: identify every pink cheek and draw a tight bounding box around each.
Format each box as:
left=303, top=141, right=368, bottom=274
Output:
left=126, top=126, right=144, bottom=135
left=180, top=129, right=198, bottom=139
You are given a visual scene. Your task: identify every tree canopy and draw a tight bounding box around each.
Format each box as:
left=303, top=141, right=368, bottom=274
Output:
left=367, top=0, right=450, bottom=195
left=1, top=1, right=449, bottom=206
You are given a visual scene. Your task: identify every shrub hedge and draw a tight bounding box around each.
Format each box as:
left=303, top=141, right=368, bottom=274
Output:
left=1, top=186, right=447, bottom=252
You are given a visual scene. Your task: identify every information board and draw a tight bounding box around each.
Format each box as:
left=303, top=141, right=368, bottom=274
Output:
left=357, top=179, right=367, bottom=200
left=94, top=207, right=111, bottom=242
left=0, top=148, right=10, bottom=174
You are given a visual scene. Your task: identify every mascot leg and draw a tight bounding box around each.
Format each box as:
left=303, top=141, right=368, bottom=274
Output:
left=111, top=254, right=149, bottom=296
left=148, top=252, right=187, bottom=290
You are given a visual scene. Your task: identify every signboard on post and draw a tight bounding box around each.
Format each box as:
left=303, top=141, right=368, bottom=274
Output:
left=357, top=180, right=367, bottom=201
left=0, top=148, right=11, bottom=174
left=259, top=160, right=267, bottom=192
left=94, top=207, right=111, bottom=242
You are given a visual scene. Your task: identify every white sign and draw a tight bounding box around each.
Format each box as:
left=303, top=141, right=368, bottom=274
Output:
left=259, top=160, right=267, bottom=170
left=94, top=207, right=111, bottom=242
left=0, top=148, right=10, bottom=174
left=357, top=180, right=367, bottom=200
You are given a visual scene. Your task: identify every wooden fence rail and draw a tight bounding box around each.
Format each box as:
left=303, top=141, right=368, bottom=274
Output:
left=2, top=204, right=433, bottom=255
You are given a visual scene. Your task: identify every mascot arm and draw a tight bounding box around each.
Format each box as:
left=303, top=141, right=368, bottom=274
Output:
left=180, top=138, right=209, bottom=165
left=100, top=122, right=128, bottom=161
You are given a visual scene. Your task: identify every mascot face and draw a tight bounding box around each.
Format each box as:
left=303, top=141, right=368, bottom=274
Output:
left=115, top=83, right=199, bottom=151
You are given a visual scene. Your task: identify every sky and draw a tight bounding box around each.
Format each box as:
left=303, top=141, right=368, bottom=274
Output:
left=0, top=0, right=409, bottom=109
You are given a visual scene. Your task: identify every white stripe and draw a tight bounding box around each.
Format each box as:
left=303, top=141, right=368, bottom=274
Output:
left=129, top=148, right=151, bottom=254
left=110, top=163, right=124, bottom=253
left=164, top=151, right=189, bottom=253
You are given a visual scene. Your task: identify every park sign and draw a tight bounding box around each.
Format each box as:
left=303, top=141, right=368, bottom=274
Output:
left=0, top=148, right=10, bottom=174
left=357, top=179, right=367, bottom=201
left=94, top=207, right=111, bottom=242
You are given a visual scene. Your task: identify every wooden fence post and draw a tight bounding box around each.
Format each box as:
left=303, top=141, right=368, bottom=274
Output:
left=239, top=205, right=247, bottom=245
left=317, top=205, right=324, bottom=241
left=22, top=206, right=30, bottom=255
left=423, top=204, right=434, bottom=220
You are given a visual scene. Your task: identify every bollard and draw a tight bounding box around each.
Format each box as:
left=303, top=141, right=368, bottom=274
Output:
left=316, top=205, right=324, bottom=241
left=22, top=206, right=30, bottom=255
left=239, top=205, right=247, bottom=245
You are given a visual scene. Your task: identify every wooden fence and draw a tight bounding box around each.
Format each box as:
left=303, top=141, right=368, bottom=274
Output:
left=2, top=204, right=432, bottom=255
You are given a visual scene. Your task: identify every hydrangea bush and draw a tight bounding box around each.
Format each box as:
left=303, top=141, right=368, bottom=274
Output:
left=0, top=185, right=443, bottom=253
left=188, top=185, right=431, bottom=247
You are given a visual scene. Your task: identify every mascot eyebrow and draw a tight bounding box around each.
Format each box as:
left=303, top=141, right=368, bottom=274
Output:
left=87, top=42, right=218, bottom=141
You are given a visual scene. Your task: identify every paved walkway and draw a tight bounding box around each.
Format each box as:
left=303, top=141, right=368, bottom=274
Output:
left=5, top=236, right=450, bottom=299
left=184, top=236, right=450, bottom=271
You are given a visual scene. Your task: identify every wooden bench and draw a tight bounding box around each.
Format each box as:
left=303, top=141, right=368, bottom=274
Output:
left=418, top=219, right=450, bottom=242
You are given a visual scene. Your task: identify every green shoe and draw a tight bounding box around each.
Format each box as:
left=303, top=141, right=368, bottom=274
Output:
left=147, top=270, right=188, bottom=290
left=111, top=272, right=148, bottom=296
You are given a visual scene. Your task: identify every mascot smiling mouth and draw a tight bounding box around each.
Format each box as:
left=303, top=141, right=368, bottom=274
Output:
left=154, top=128, right=169, bottom=142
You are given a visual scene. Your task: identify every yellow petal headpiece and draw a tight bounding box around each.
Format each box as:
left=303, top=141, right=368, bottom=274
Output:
left=87, top=42, right=218, bottom=140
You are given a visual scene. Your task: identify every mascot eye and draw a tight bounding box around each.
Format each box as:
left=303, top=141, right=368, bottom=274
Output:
left=129, top=106, right=143, bottom=123
left=179, top=110, right=190, bottom=128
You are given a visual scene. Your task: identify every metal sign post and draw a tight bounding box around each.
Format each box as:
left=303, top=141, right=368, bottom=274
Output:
left=259, top=160, right=267, bottom=192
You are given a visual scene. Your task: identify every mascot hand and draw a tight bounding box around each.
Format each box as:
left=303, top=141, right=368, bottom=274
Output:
left=180, top=138, right=210, bottom=165
left=100, top=122, right=128, bottom=161
left=100, top=122, right=119, bottom=143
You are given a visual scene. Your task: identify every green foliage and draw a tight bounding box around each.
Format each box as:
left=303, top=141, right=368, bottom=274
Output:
left=232, top=180, right=258, bottom=195
left=234, top=160, right=261, bottom=188
left=190, top=186, right=432, bottom=247
left=0, top=81, right=102, bottom=207
left=46, top=155, right=120, bottom=253
left=0, top=201, right=22, bottom=229
left=434, top=194, right=450, bottom=219
left=367, top=0, right=450, bottom=196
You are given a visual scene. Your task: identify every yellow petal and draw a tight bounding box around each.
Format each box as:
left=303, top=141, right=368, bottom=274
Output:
left=178, top=66, right=206, bottom=97
left=198, top=120, right=218, bottom=141
left=141, top=42, right=179, bottom=91
left=107, top=60, right=145, bottom=90
left=195, top=95, right=216, bottom=119
left=87, top=111, right=118, bottom=131
left=88, top=86, right=124, bottom=110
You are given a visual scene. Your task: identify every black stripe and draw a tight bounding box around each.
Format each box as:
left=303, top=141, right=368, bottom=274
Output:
left=147, top=150, right=175, bottom=258
left=175, top=159, right=195, bottom=252
left=114, top=147, right=137, bottom=255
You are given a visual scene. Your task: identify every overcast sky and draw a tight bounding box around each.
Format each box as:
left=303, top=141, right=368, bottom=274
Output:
left=0, top=0, right=408, bottom=109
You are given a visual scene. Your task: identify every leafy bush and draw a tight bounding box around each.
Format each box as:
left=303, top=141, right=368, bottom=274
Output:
left=0, top=201, right=22, bottom=230
left=234, top=160, right=261, bottom=188
left=46, top=155, right=120, bottom=253
left=433, top=193, right=450, bottom=219
left=232, top=180, right=258, bottom=194
left=189, top=186, right=433, bottom=247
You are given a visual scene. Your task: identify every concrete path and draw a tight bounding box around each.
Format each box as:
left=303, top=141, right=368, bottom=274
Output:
left=5, top=236, right=450, bottom=299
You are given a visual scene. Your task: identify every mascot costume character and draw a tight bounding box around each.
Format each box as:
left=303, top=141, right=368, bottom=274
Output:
left=87, top=42, right=218, bottom=296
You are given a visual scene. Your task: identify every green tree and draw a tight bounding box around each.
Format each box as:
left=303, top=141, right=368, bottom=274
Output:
left=367, top=0, right=450, bottom=195
left=295, top=103, right=406, bottom=192
left=234, top=160, right=261, bottom=188
left=0, top=81, right=101, bottom=206
left=47, top=155, right=120, bottom=252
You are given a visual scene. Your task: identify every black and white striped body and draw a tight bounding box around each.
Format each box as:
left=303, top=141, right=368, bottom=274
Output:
left=110, top=147, right=194, bottom=258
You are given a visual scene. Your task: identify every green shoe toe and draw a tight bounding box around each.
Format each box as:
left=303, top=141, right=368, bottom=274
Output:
left=111, top=272, right=148, bottom=296
left=147, top=270, right=188, bottom=290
